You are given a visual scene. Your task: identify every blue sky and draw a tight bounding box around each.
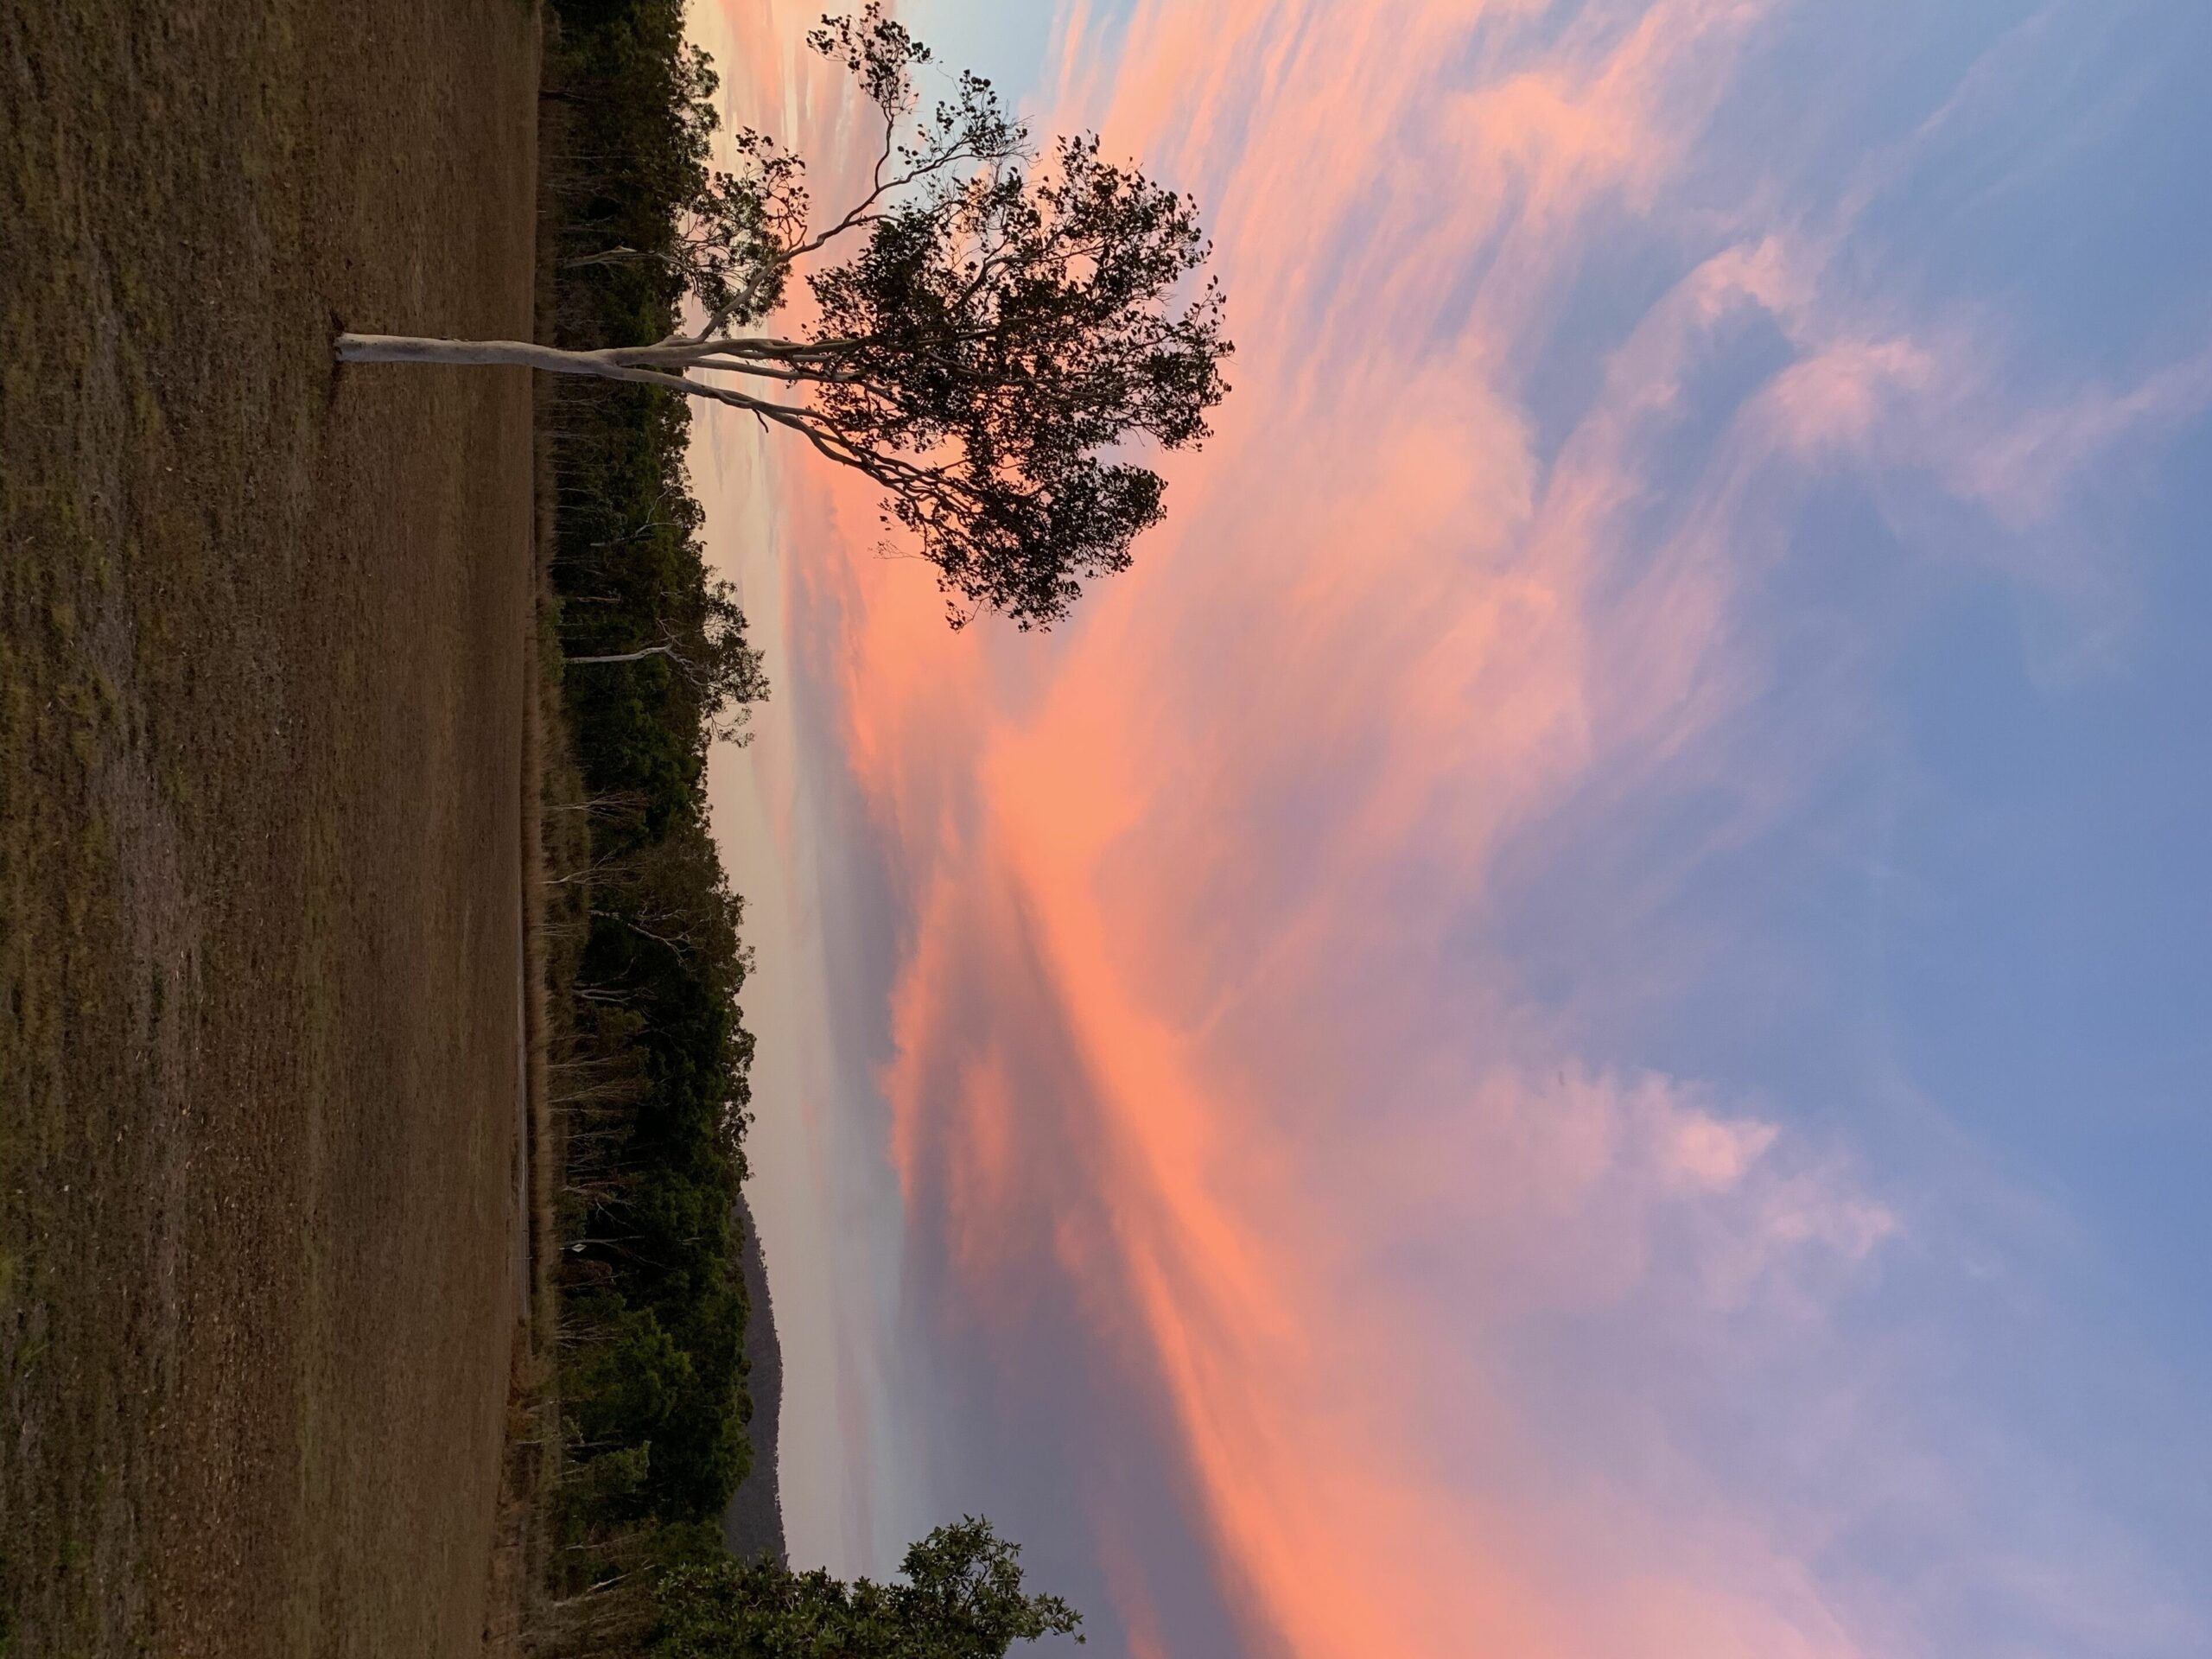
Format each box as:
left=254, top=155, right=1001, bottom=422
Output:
left=692, top=3, right=2212, bottom=1653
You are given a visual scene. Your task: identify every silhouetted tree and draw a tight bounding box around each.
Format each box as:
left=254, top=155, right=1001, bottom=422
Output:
left=341, top=6, right=1230, bottom=627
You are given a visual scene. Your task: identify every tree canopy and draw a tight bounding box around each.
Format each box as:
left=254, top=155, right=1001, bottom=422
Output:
left=652, top=1518, right=1082, bottom=1659
left=693, top=8, right=1233, bottom=626
left=344, top=3, right=1232, bottom=628
left=666, top=5, right=1232, bottom=626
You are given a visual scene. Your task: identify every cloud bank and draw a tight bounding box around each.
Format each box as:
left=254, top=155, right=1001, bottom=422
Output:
left=696, top=2, right=2212, bottom=1654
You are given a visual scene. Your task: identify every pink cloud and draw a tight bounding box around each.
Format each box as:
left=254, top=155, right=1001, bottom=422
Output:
left=696, top=1, right=2202, bottom=1652
left=776, top=3, right=1904, bottom=1648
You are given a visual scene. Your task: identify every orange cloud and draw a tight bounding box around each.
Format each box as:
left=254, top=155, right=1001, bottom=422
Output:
left=770, top=3, right=1899, bottom=1650
left=695, top=1, right=2209, bottom=1653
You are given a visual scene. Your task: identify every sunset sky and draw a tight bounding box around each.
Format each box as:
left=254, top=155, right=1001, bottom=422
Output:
left=689, top=3, right=2212, bottom=1655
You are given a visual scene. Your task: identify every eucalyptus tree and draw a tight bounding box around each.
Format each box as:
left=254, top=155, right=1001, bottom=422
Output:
left=341, top=7, right=1230, bottom=628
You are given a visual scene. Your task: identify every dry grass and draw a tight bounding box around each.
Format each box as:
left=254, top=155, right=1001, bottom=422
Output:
left=484, top=182, right=589, bottom=1659
left=0, top=3, right=544, bottom=1653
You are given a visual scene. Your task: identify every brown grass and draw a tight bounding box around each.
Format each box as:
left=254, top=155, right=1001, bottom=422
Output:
left=0, top=3, right=545, bottom=1654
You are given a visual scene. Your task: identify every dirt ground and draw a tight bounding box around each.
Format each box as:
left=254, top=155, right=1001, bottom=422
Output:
left=1, top=3, right=543, bottom=1653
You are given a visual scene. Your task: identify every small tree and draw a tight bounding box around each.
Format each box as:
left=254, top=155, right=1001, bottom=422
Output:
left=566, top=575, right=769, bottom=746
left=652, top=1516, right=1081, bottom=1658
left=339, top=7, right=1230, bottom=629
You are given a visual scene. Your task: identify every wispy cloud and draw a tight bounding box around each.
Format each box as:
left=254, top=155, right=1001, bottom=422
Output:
left=697, top=0, right=2212, bottom=1652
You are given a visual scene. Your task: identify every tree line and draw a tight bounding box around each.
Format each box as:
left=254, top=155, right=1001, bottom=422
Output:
left=537, top=0, right=768, bottom=1629
left=501, top=0, right=1234, bottom=1648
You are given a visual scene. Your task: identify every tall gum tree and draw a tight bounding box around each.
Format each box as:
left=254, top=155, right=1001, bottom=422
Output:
left=340, top=6, right=1231, bottom=628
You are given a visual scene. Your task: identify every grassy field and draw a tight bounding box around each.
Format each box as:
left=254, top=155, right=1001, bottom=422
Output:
left=0, top=4, right=544, bottom=1654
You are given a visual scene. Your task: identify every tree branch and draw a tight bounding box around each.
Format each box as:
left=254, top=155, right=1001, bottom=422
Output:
left=564, top=645, right=687, bottom=667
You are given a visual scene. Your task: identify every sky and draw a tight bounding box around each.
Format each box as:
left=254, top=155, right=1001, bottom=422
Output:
left=686, top=3, right=2212, bottom=1655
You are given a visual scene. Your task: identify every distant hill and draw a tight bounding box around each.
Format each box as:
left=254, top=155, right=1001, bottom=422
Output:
left=721, top=1184, right=786, bottom=1565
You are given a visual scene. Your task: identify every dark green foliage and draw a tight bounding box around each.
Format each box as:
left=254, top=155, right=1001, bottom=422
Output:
left=652, top=1519, right=1083, bottom=1659
left=545, top=0, right=718, bottom=346
left=568, top=1299, right=693, bottom=1453
left=542, top=0, right=766, bottom=1576
left=683, top=7, right=1232, bottom=629
left=800, top=126, right=1228, bottom=628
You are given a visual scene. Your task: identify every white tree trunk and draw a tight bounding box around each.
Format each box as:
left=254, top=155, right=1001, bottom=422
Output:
left=335, top=333, right=639, bottom=376
left=333, top=332, right=813, bottom=419
left=564, top=645, right=682, bottom=666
